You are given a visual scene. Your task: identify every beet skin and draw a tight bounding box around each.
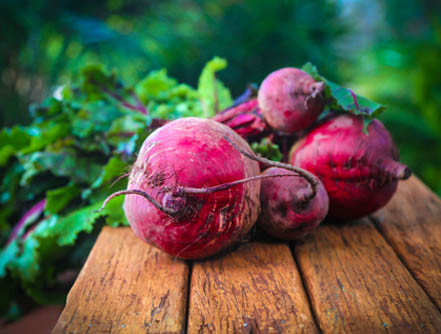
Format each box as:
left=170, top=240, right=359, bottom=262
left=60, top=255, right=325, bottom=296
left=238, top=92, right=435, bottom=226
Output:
left=124, top=118, right=260, bottom=259
left=290, top=113, right=411, bottom=220
left=259, top=167, right=329, bottom=240
left=258, top=67, right=325, bottom=133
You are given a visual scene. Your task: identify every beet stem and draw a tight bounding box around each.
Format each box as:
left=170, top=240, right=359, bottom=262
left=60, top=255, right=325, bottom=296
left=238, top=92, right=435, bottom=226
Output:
left=384, top=160, right=412, bottom=180
left=224, top=136, right=319, bottom=199
left=180, top=173, right=299, bottom=194
left=98, top=189, right=177, bottom=217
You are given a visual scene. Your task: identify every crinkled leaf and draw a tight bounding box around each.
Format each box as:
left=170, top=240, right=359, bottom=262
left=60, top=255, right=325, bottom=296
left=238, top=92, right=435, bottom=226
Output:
left=135, top=69, right=177, bottom=102
left=0, top=127, right=31, bottom=166
left=8, top=231, right=44, bottom=281
left=0, top=162, right=23, bottom=206
left=0, top=241, right=19, bottom=278
left=20, top=150, right=102, bottom=185
left=45, top=185, right=81, bottom=215
left=107, top=113, right=151, bottom=137
left=50, top=203, right=103, bottom=246
left=80, top=64, right=118, bottom=100
left=20, top=122, right=70, bottom=155
left=72, top=102, right=124, bottom=139
left=251, top=138, right=283, bottom=162
left=198, top=57, right=233, bottom=117
left=91, top=156, right=129, bottom=189
left=102, top=196, right=128, bottom=227
left=115, top=133, right=140, bottom=157
left=302, top=62, right=386, bottom=123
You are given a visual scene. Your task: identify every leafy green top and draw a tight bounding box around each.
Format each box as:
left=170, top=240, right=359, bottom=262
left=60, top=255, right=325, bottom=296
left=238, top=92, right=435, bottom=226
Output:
left=0, top=58, right=232, bottom=318
left=302, top=62, right=386, bottom=132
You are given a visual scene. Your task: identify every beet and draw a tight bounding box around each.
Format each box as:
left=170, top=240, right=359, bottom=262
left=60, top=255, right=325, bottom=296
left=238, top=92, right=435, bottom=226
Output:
left=213, top=98, right=270, bottom=140
left=259, top=167, right=329, bottom=240
left=102, top=118, right=261, bottom=259
left=289, top=113, right=411, bottom=220
left=258, top=67, right=325, bottom=133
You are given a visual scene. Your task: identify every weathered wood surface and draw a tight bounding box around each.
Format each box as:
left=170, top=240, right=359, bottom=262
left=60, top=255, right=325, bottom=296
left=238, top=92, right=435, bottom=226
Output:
left=372, top=177, right=441, bottom=310
left=188, top=242, right=317, bottom=334
left=293, top=218, right=441, bottom=333
left=53, top=176, right=441, bottom=333
left=52, top=227, right=190, bottom=334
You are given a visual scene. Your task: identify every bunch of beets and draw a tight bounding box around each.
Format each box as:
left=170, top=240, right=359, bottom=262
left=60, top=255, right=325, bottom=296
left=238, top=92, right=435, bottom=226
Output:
left=101, top=67, right=411, bottom=259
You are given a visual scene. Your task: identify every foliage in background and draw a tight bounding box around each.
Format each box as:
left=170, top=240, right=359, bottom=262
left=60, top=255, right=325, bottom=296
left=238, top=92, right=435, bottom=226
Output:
left=0, top=0, right=345, bottom=126
left=342, top=0, right=441, bottom=194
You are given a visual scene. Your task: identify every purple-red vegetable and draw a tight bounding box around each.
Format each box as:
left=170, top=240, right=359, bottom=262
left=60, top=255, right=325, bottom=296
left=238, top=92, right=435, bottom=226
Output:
left=259, top=167, right=329, bottom=240
left=213, top=98, right=269, bottom=140
left=289, top=113, right=411, bottom=220
left=102, top=118, right=262, bottom=259
left=258, top=67, right=325, bottom=133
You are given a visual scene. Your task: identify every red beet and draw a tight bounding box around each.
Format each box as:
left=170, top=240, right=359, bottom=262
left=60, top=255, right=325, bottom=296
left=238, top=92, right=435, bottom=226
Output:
left=258, top=67, right=325, bottom=133
left=289, top=113, right=411, bottom=220
left=213, top=98, right=270, bottom=140
left=102, top=118, right=261, bottom=259
left=259, top=167, right=329, bottom=240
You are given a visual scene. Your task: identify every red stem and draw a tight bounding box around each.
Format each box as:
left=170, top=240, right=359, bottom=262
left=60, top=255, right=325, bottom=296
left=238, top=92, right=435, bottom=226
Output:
left=223, top=136, right=319, bottom=200
left=93, top=80, right=147, bottom=114
left=179, top=173, right=299, bottom=194
left=6, top=199, right=46, bottom=245
left=99, top=174, right=300, bottom=218
left=349, top=89, right=361, bottom=112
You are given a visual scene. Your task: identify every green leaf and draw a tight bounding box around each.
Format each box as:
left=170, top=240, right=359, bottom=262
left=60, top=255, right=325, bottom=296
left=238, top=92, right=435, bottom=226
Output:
left=302, top=62, right=386, bottom=121
left=0, top=241, right=20, bottom=278
left=91, top=156, right=129, bottom=190
left=251, top=138, right=283, bottom=161
left=50, top=203, right=103, bottom=246
left=107, top=113, right=150, bottom=137
left=20, top=150, right=102, bottom=185
left=198, top=57, right=233, bottom=117
left=135, top=69, right=177, bottom=102
left=45, top=185, right=81, bottom=215
left=0, top=60, right=234, bottom=311
left=102, top=196, right=129, bottom=227
left=80, top=64, right=118, bottom=100
left=0, top=127, right=31, bottom=166
left=20, top=122, right=70, bottom=155
left=71, top=102, right=124, bottom=139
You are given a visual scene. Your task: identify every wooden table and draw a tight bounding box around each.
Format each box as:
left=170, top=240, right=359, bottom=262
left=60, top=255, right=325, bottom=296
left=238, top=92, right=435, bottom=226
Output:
left=53, top=176, right=441, bottom=333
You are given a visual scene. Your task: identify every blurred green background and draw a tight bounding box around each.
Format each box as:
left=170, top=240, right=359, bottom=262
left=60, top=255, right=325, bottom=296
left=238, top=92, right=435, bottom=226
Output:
left=1, top=0, right=440, bottom=195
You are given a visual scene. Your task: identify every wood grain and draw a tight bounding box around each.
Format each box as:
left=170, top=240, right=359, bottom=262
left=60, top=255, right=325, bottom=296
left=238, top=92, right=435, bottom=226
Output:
left=294, top=219, right=441, bottom=334
left=372, top=176, right=441, bottom=310
left=52, top=227, right=189, bottom=334
left=187, top=242, right=318, bottom=334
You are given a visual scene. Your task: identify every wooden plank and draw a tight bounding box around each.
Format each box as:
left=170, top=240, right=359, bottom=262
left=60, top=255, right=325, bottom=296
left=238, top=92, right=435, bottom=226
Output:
left=294, top=219, right=441, bottom=334
left=372, top=176, right=441, bottom=309
left=53, top=227, right=189, bottom=334
left=188, top=242, right=318, bottom=334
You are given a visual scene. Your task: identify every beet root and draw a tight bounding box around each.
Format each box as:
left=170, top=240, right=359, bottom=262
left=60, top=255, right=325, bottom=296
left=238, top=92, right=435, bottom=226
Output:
left=289, top=113, right=411, bottom=220
left=213, top=98, right=270, bottom=140
left=104, top=118, right=262, bottom=259
left=258, top=67, right=325, bottom=133
left=259, top=167, right=329, bottom=240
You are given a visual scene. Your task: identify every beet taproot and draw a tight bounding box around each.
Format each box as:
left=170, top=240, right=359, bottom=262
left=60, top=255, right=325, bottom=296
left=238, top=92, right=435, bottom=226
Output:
left=259, top=167, right=329, bottom=240
left=213, top=98, right=270, bottom=140
left=289, top=113, right=411, bottom=220
left=101, top=118, right=263, bottom=259
left=258, top=67, right=325, bottom=133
